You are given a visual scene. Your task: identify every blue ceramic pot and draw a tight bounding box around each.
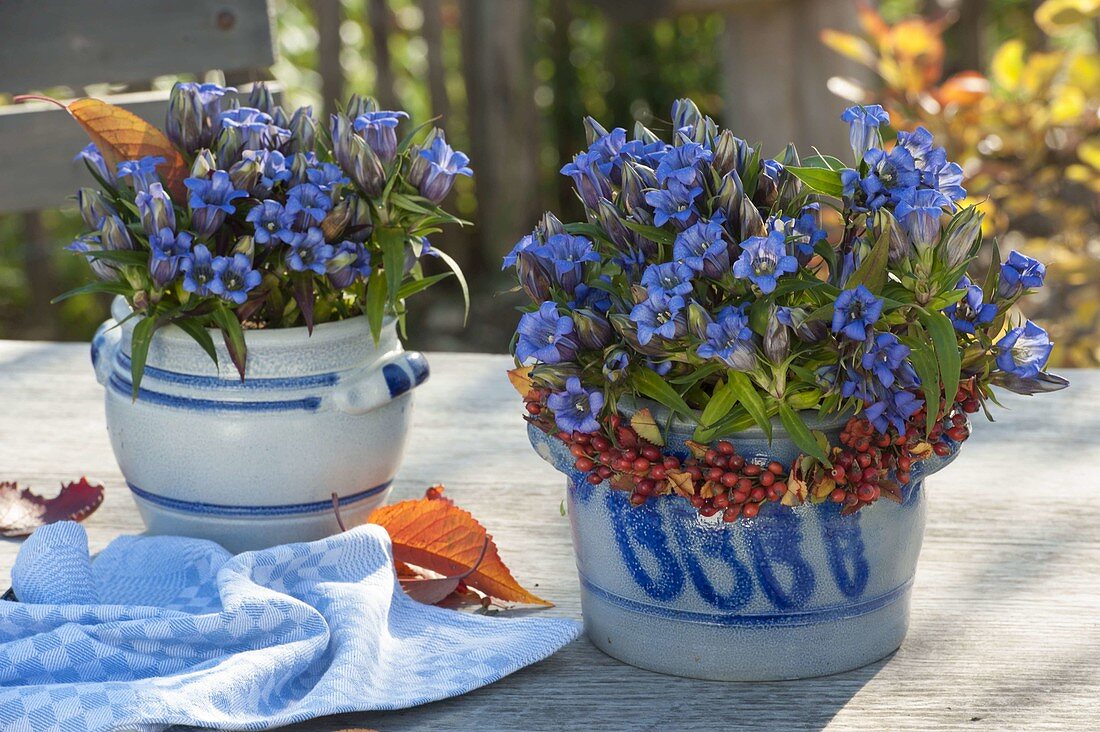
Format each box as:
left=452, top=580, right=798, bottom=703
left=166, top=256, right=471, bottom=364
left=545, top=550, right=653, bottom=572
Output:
left=530, top=401, right=960, bottom=680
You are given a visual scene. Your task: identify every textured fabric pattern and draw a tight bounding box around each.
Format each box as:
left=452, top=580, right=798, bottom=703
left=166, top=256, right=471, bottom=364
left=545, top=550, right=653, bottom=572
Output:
left=0, top=522, right=581, bottom=731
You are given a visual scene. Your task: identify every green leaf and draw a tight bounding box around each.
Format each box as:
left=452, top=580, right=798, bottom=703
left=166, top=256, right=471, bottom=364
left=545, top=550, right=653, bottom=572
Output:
left=172, top=317, right=219, bottom=368
left=365, top=269, right=387, bottom=344
left=211, top=304, right=247, bottom=381
left=725, top=370, right=772, bottom=440
left=907, top=330, right=941, bottom=435
left=802, top=154, right=847, bottom=171
left=633, top=368, right=696, bottom=422
left=50, top=280, right=132, bottom=304
left=396, top=272, right=453, bottom=300
left=129, top=315, right=160, bottom=400
left=777, top=402, right=830, bottom=463
left=377, top=227, right=406, bottom=307
left=432, top=247, right=469, bottom=326
left=784, top=166, right=844, bottom=197
left=846, top=226, right=891, bottom=294
left=695, top=380, right=738, bottom=441
left=85, top=249, right=150, bottom=267
left=622, top=218, right=675, bottom=246
left=918, top=308, right=962, bottom=413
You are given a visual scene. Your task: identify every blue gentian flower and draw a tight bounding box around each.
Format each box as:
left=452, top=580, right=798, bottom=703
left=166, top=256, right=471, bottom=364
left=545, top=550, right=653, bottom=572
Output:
left=74, top=143, right=114, bottom=183
left=841, top=168, right=867, bottom=212
left=998, top=250, right=1046, bottom=297
left=673, top=218, right=731, bottom=278
left=216, top=253, right=262, bottom=305
left=411, top=134, right=473, bottom=203
left=832, top=285, right=884, bottom=341
left=568, top=281, right=613, bottom=314
left=645, top=181, right=702, bottom=229
left=646, top=358, right=673, bottom=376
left=135, top=183, right=175, bottom=237
left=285, top=183, right=334, bottom=228
left=629, top=292, right=687, bottom=345
left=534, top=234, right=600, bottom=294
left=785, top=204, right=828, bottom=262
left=895, top=126, right=936, bottom=167
left=285, top=228, right=335, bottom=275
left=895, top=187, right=950, bottom=250
left=306, top=162, right=350, bottom=193
left=861, top=332, right=919, bottom=389
left=655, top=142, right=712, bottom=187
left=641, top=262, right=694, bottom=297
left=697, top=305, right=756, bottom=371
left=245, top=200, right=291, bottom=247
left=945, top=276, right=997, bottom=334
left=841, top=104, right=890, bottom=158
left=861, top=146, right=920, bottom=209
left=516, top=301, right=578, bottom=364
left=619, top=137, right=669, bottom=168
left=353, top=110, right=409, bottom=162
left=180, top=244, right=224, bottom=297
left=326, top=240, right=373, bottom=289
left=547, top=377, right=604, bottom=434
left=148, top=228, right=193, bottom=287
left=916, top=144, right=967, bottom=206
left=863, top=384, right=923, bottom=435
left=586, top=127, right=627, bottom=180
left=237, top=149, right=291, bottom=196
left=561, top=151, right=613, bottom=210
left=995, top=321, right=1053, bottom=379
left=66, top=237, right=116, bottom=281
left=503, top=234, right=537, bottom=270
left=220, top=106, right=290, bottom=150
left=185, top=170, right=248, bottom=237
left=117, top=156, right=166, bottom=194
left=732, top=230, right=798, bottom=294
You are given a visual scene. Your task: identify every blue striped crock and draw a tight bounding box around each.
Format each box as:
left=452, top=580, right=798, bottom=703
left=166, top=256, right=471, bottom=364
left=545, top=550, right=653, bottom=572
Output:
left=92, top=296, right=427, bottom=553
left=530, top=399, right=961, bottom=680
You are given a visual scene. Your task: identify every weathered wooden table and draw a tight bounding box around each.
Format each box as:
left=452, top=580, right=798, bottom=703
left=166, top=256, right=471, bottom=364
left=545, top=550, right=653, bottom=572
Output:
left=1, top=341, right=1097, bottom=731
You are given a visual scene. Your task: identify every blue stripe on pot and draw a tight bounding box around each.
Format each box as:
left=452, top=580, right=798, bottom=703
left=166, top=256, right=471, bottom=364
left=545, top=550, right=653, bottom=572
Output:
left=406, top=351, right=430, bottom=385
left=117, top=354, right=339, bottom=390
left=127, top=481, right=391, bottom=517
left=578, top=573, right=911, bottom=627
left=382, top=363, right=412, bottom=398
left=108, top=374, right=321, bottom=412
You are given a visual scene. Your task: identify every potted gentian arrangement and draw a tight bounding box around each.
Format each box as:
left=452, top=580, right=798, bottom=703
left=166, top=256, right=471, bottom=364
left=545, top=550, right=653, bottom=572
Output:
left=61, top=82, right=471, bottom=552
left=506, top=99, right=1066, bottom=680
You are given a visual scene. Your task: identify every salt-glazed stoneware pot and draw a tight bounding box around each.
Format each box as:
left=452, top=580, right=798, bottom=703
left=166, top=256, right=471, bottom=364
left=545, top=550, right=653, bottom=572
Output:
left=530, top=399, right=960, bottom=681
left=92, top=296, right=428, bottom=553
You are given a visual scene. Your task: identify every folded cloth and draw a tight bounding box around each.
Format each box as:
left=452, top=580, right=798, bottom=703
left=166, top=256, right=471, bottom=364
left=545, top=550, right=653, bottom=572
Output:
left=0, top=521, right=580, bottom=731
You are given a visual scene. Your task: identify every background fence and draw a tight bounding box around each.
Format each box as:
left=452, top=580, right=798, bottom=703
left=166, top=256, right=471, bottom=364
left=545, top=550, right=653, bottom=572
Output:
left=0, top=0, right=1095, bottom=364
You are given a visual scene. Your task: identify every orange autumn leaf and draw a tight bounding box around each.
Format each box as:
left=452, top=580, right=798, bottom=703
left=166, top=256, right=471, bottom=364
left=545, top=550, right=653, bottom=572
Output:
left=369, top=487, right=551, bottom=606
left=506, top=366, right=534, bottom=397
left=14, top=95, right=189, bottom=200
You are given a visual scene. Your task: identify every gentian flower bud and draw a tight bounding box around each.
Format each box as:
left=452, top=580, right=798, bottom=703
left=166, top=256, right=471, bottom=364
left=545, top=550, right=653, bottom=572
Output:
left=516, top=249, right=552, bottom=302
left=75, top=144, right=114, bottom=184
left=286, top=106, right=316, bottom=156
left=247, top=83, right=275, bottom=114
left=584, top=116, right=610, bottom=146
left=610, top=313, right=664, bottom=356
left=288, top=151, right=313, bottom=188
left=345, top=94, right=377, bottom=120
left=876, top=209, right=911, bottom=264
left=537, top=212, right=566, bottom=240
left=77, top=188, right=117, bottom=230
left=353, top=110, right=409, bottom=163
left=602, top=349, right=630, bottom=383
left=619, top=162, right=650, bottom=216
left=350, top=134, right=386, bottom=198
left=560, top=152, right=612, bottom=210
left=940, top=206, right=983, bottom=270
left=228, top=155, right=262, bottom=195
left=409, top=133, right=472, bottom=203
left=990, top=369, right=1069, bottom=395
left=778, top=306, right=827, bottom=343
left=345, top=195, right=374, bottom=242
left=191, top=149, right=217, bottom=179
left=633, top=123, right=661, bottom=146
left=596, top=198, right=633, bottom=250
left=739, top=197, right=766, bottom=240
left=321, top=196, right=354, bottom=241
left=213, top=125, right=243, bottom=166
left=895, top=188, right=949, bottom=252
left=67, top=237, right=117, bottom=281
left=166, top=82, right=232, bottom=154
left=135, top=183, right=175, bottom=237
left=331, top=114, right=356, bottom=174
left=232, top=235, right=255, bottom=259
left=763, top=303, right=790, bottom=363
left=572, top=308, right=613, bottom=349
left=99, top=215, right=134, bottom=251
left=671, top=98, right=702, bottom=135
left=716, top=170, right=744, bottom=229
left=712, top=130, right=738, bottom=177
left=686, top=301, right=711, bottom=340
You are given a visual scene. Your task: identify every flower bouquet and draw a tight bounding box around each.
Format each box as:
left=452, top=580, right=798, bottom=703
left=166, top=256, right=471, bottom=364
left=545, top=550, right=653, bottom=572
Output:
left=49, top=82, right=471, bottom=551
left=506, top=98, right=1066, bottom=680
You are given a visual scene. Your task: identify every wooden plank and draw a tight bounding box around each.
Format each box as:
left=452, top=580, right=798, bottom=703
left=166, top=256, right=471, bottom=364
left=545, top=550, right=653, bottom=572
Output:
left=0, top=92, right=170, bottom=213
left=0, top=0, right=276, bottom=96
left=0, top=345, right=1097, bottom=730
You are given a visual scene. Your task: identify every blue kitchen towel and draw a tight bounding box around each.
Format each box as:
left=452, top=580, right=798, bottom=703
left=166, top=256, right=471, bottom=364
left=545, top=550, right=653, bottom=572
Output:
left=0, top=521, right=581, bottom=731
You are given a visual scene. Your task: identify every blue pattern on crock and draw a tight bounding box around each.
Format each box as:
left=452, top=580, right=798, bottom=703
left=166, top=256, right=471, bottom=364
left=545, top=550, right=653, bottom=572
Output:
left=128, top=480, right=391, bottom=517
left=822, top=509, right=871, bottom=598
left=607, top=490, right=685, bottom=602
left=108, top=373, right=322, bottom=412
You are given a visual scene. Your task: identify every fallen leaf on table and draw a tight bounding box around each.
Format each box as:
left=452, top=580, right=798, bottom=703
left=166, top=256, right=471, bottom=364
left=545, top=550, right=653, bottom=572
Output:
left=13, top=95, right=189, bottom=200
left=367, top=486, right=551, bottom=606
left=0, top=478, right=106, bottom=537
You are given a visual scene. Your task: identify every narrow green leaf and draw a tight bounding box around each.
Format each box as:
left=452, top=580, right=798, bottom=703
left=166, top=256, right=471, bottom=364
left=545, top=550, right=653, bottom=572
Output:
left=907, top=329, right=941, bottom=435
left=784, top=166, right=844, bottom=197
left=377, top=227, right=406, bottom=308
left=365, top=270, right=387, bottom=344
left=51, top=280, right=131, bottom=304
left=129, top=316, right=159, bottom=400
left=846, top=226, right=891, bottom=294
left=633, top=368, right=696, bottom=422
left=172, top=317, right=219, bottom=369
left=695, top=380, right=738, bottom=441
left=919, top=308, right=962, bottom=413
left=802, top=154, right=847, bottom=171
left=85, top=249, right=150, bottom=267
left=622, top=218, right=675, bottom=246
left=396, top=116, right=439, bottom=156
left=725, top=370, right=772, bottom=440
left=396, top=272, right=453, bottom=300
left=211, top=304, right=247, bottom=381
left=777, top=402, right=830, bottom=463
left=432, top=247, right=469, bottom=326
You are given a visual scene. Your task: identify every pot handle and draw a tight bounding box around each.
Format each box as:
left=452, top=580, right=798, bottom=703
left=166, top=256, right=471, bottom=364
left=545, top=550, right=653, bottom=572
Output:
left=330, top=350, right=430, bottom=415
left=90, top=319, right=123, bottom=386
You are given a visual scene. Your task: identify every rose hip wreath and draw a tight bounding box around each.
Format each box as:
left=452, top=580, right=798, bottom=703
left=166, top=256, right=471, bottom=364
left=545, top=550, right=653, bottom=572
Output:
left=505, top=99, right=1066, bottom=521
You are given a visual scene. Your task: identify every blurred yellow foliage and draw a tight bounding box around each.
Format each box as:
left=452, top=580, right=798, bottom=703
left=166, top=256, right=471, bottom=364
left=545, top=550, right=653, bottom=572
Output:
left=823, top=1, right=1100, bottom=366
